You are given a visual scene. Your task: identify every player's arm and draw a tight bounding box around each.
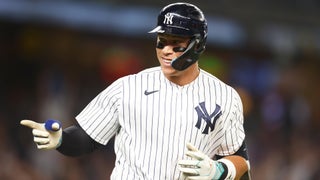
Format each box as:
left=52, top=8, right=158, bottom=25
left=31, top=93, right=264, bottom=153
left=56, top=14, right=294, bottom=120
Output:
left=178, top=142, right=250, bottom=180
left=215, top=142, right=251, bottom=180
left=20, top=119, right=102, bottom=157
left=216, top=155, right=250, bottom=180
left=57, top=124, right=103, bottom=156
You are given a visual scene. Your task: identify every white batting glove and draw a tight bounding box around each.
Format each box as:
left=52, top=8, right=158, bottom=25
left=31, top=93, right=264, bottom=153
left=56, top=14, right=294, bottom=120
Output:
left=20, top=119, right=62, bottom=150
left=178, top=143, right=225, bottom=180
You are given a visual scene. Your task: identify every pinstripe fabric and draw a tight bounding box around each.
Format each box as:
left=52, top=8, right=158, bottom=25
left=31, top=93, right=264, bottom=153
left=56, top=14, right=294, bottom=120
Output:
left=76, top=66, right=245, bottom=180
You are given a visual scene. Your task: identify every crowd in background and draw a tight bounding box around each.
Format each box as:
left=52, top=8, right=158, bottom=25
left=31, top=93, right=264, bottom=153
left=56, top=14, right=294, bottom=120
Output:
left=1, top=16, right=320, bottom=180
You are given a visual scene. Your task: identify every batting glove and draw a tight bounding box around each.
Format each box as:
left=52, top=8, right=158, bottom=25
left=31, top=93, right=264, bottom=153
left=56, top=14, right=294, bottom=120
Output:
left=20, top=119, right=62, bottom=150
left=178, top=143, right=225, bottom=180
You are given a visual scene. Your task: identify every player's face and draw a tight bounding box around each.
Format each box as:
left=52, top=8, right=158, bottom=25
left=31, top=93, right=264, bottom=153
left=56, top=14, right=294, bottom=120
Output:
left=156, top=34, right=192, bottom=78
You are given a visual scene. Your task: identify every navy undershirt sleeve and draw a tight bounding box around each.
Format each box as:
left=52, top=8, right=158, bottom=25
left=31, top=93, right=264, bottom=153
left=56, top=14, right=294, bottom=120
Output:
left=56, top=124, right=103, bottom=156
left=215, top=141, right=249, bottom=160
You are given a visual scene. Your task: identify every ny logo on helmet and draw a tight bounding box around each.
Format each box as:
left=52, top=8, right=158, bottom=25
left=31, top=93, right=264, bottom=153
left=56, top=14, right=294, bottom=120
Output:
left=195, top=102, right=222, bottom=134
left=163, top=13, right=174, bottom=25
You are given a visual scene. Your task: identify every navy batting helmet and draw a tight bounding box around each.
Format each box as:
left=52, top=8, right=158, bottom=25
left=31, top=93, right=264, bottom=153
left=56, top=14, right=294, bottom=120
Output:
left=149, top=2, right=208, bottom=71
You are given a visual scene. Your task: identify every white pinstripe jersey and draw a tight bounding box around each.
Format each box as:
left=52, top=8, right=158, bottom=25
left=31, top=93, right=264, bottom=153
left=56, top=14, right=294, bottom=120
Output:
left=76, top=66, right=245, bottom=180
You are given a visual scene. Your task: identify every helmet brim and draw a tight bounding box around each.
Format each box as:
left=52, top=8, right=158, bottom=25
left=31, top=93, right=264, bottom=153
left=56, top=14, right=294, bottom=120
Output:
left=148, top=25, right=193, bottom=37
left=148, top=26, right=164, bottom=34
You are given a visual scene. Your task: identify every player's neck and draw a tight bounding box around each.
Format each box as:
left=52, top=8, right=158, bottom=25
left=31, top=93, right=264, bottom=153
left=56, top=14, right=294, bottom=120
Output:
left=167, top=64, right=200, bottom=86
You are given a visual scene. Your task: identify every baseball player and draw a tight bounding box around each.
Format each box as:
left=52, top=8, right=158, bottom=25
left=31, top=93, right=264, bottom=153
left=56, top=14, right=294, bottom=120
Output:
left=21, top=2, right=251, bottom=180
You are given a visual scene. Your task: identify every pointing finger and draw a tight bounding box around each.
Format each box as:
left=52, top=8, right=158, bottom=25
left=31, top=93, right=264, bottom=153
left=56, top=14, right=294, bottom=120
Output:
left=20, top=120, right=42, bottom=129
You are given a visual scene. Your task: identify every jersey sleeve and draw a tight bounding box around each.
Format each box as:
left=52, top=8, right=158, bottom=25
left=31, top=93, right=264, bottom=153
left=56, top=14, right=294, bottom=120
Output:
left=216, top=88, right=246, bottom=156
left=75, top=78, right=123, bottom=145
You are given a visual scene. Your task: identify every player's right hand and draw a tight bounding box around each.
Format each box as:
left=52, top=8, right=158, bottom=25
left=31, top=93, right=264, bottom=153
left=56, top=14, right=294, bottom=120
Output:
left=178, top=143, right=225, bottom=180
left=20, top=119, right=62, bottom=150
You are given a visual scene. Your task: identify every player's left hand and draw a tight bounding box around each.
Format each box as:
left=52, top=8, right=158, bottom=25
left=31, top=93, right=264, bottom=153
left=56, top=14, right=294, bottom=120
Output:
left=178, top=143, right=225, bottom=180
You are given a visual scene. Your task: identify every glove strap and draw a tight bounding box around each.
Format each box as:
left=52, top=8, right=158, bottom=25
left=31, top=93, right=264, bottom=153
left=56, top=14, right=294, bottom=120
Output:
left=212, top=162, right=225, bottom=179
left=217, top=159, right=236, bottom=180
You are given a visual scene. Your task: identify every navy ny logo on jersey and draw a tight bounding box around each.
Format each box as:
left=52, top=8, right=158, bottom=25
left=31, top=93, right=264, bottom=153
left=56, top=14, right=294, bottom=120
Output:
left=195, top=102, right=222, bottom=134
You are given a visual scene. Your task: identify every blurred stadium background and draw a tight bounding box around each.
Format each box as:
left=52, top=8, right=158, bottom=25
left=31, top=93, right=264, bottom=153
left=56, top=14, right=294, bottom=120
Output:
left=1, top=0, right=319, bottom=179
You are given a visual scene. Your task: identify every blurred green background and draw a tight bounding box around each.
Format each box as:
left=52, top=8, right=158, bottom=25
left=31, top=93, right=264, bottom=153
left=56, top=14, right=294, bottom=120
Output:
left=1, top=1, right=319, bottom=179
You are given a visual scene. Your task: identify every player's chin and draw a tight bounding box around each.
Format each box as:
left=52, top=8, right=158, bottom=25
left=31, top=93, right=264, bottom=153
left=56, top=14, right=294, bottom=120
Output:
left=161, top=64, right=177, bottom=75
